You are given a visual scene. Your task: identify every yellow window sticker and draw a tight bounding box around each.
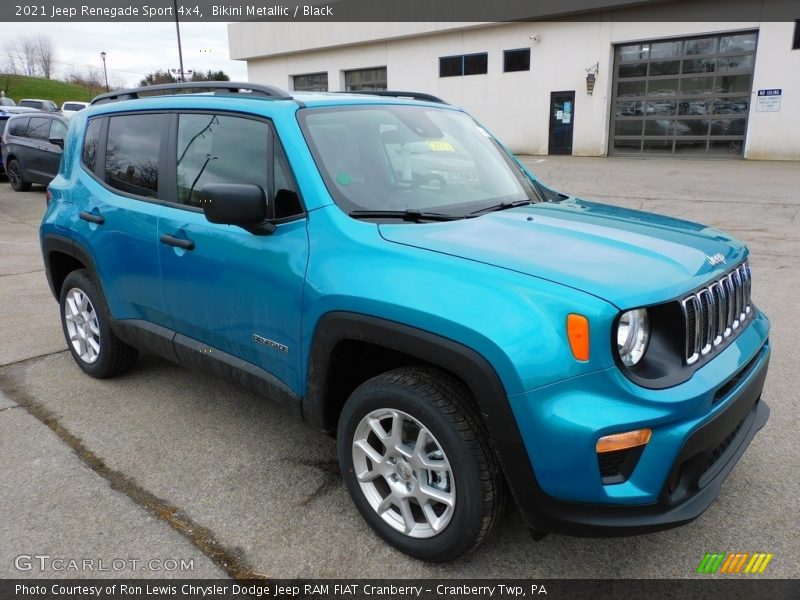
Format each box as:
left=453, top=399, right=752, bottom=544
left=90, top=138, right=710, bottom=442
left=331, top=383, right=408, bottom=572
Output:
left=427, top=140, right=455, bottom=152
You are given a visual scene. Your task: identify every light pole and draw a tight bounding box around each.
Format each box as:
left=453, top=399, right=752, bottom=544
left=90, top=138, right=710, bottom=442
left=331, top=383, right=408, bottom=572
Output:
left=172, top=0, right=185, bottom=82
left=100, top=51, right=109, bottom=92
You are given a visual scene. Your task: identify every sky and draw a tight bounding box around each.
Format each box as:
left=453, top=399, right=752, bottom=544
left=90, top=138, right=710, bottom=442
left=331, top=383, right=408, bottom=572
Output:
left=0, top=22, right=248, bottom=87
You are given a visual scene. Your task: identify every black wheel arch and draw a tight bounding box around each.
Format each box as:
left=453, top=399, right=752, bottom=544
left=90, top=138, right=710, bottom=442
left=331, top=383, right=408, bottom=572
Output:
left=303, top=311, right=546, bottom=528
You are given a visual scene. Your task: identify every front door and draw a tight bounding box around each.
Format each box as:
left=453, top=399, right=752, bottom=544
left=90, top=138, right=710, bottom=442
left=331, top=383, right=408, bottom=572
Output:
left=157, top=112, right=309, bottom=393
left=548, top=91, right=575, bottom=155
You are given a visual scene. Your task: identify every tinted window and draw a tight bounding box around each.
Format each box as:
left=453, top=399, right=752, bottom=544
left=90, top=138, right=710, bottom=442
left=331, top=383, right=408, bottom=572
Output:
left=82, top=119, right=102, bottom=172
left=28, top=117, right=51, bottom=140
left=463, top=53, right=488, bottom=75
left=63, top=103, right=86, bottom=111
left=503, top=48, right=530, bottom=72
left=49, top=120, right=67, bottom=140
left=19, top=100, right=42, bottom=109
left=439, top=56, right=463, bottom=77
left=176, top=114, right=269, bottom=207
left=793, top=20, right=800, bottom=50
left=8, top=117, right=28, bottom=136
left=105, top=114, right=164, bottom=198
left=0, top=120, right=6, bottom=136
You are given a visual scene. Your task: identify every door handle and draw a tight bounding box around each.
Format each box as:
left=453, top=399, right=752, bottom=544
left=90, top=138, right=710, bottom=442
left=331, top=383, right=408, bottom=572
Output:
left=160, top=234, right=195, bottom=251
left=79, top=211, right=105, bottom=225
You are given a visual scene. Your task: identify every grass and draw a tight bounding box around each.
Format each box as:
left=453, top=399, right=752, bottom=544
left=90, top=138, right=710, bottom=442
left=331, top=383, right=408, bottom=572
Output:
left=0, top=74, right=100, bottom=107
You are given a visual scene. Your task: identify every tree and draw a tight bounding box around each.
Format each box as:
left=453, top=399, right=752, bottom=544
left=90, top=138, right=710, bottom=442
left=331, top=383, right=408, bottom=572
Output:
left=139, top=70, right=177, bottom=87
left=3, top=34, right=57, bottom=78
left=190, top=69, right=231, bottom=82
left=34, top=34, right=56, bottom=79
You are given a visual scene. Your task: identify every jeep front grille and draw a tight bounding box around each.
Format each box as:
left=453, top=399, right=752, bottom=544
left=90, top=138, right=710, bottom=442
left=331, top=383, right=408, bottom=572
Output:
left=681, top=262, right=752, bottom=365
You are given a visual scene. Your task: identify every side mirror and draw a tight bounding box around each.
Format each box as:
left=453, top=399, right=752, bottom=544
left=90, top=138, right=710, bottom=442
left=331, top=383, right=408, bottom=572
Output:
left=49, top=137, right=64, bottom=149
left=200, top=183, right=275, bottom=234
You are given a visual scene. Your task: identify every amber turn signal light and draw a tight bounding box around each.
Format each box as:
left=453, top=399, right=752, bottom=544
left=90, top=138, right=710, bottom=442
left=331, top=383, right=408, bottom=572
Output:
left=567, top=314, right=590, bottom=361
left=596, top=428, right=652, bottom=453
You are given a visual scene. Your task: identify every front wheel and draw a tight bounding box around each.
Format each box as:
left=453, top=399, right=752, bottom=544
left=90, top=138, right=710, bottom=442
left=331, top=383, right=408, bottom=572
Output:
left=7, top=159, right=31, bottom=192
left=337, top=367, right=505, bottom=562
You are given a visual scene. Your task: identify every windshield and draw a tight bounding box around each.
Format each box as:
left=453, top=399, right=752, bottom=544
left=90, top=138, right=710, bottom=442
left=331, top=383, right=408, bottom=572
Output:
left=64, top=103, right=85, bottom=111
left=299, top=105, right=537, bottom=217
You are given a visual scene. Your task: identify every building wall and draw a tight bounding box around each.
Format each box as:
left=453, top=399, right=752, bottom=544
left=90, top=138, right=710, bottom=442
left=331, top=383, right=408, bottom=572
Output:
left=232, top=15, right=800, bottom=160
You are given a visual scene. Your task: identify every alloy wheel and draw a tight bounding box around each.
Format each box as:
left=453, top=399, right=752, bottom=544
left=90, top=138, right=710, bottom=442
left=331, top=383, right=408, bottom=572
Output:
left=352, top=408, right=456, bottom=538
left=63, top=287, right=101, bottom=364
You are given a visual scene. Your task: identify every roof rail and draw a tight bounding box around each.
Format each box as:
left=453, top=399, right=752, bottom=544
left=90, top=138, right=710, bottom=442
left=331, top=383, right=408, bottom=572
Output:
left=90, top=82, right=293, bottom=105
left=335, top=90, right=448, bottom=104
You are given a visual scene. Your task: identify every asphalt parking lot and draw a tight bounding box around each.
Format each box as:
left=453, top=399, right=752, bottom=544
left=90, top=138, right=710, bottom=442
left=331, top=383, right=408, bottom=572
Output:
left=1, top=155, right=798, bottom=579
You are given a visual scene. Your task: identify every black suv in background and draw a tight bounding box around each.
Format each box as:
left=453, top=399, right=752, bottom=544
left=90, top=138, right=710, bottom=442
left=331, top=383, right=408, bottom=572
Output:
left=2, top=111, right=68, bottom=191
left=0, top=106, right=41, bottom=176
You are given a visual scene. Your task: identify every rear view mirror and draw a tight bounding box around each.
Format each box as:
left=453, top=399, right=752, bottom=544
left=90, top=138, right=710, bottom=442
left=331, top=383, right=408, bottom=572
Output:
left=200, top=183, right=275, bottom=234
left=49, top=137, right=64, bottom=148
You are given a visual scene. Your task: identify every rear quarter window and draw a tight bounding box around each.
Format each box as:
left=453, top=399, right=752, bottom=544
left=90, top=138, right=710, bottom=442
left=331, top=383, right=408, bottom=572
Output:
left=105, top=113, right=165, bottom=198
left=8, top=118, right=29, bottom=137
left=82, top=119, right=102, bottom=172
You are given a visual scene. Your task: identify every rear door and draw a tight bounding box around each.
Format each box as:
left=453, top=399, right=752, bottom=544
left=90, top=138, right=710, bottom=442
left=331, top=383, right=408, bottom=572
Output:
left=73, top=113, right=167, bottom=325
left=24, top=116, right=55, bottom=182
left=157, top=112, right=308, bottom=392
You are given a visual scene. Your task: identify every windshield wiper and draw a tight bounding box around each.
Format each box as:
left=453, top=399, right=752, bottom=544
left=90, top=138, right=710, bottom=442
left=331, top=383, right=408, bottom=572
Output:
left=468, top=199, right=535, bottom=216
left=349, top=209, right=466, bottom=222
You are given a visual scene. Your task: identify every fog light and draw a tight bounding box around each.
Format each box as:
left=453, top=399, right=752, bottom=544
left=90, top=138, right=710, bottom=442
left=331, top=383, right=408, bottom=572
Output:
left=596, top=428, right=652, bottom=453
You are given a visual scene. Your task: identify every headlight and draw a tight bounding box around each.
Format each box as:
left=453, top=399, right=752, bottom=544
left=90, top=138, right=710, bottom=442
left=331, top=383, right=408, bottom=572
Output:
left=617, top=308, right=650, bottom=367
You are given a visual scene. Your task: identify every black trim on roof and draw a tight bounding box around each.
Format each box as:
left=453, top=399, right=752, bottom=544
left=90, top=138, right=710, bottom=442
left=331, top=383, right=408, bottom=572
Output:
left=90, top=82, right=293, bottom=105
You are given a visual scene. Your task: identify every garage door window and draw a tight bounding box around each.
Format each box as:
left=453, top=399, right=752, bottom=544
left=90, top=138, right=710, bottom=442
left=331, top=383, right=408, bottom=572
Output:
left=611, top=31, right=757, bottom=156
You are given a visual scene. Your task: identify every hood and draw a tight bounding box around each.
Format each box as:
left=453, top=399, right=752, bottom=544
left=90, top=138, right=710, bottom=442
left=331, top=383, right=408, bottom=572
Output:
left=378, top=198, right=747, bottom=308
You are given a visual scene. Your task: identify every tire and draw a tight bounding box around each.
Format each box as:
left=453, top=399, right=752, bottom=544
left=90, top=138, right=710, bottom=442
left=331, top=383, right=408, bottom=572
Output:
left=59, top=269, right=138, bottom=378
left=7, top=159, right=31, bottom=192
left=337, top=367, right=505, bottom=562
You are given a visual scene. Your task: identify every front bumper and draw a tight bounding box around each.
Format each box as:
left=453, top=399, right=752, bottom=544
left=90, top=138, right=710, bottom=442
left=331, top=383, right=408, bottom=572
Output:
left=501, top=311, right=770, bottom=536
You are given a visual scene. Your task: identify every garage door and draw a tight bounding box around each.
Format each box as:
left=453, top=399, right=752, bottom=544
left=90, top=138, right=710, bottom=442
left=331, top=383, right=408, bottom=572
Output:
left=610, top=31, right=757, bottom=157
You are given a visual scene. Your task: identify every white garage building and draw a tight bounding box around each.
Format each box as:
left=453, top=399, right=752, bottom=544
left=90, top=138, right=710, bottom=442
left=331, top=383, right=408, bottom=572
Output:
left=228, top=2, right=800, bottom=160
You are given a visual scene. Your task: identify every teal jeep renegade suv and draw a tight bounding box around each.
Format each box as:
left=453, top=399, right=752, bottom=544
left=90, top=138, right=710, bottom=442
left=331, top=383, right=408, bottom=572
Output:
left=40, top=83, right=770, bottom=562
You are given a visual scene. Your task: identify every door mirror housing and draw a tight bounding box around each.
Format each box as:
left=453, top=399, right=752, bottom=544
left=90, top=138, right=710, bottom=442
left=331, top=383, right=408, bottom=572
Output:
left=200, top=183, right=275, bottom=234
left=49, top=137, right=64, bottom=148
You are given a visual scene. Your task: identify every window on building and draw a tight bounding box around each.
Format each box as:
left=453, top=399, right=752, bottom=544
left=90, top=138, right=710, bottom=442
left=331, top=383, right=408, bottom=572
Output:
left=439, top=56, right=463, bottom=77
left=344, top=67, right=387, bottom=91
left=105, top=114, right=165, bottom=198
left=439, top=53, right=489, bottom=77
left=464, top=53, right=488, bottom=75
left=293, top=72, right=328, bottom=92
left=793, top=19, right=800, bottom=50
left=504, top=48, right=531, bottom=72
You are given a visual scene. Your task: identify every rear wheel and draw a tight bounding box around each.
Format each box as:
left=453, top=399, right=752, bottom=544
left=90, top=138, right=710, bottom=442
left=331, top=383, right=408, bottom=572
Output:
left=59, top=270, right=138, bottom=378
left=337, top=367, right=505, bottom=562
left=7, top=159, right=31, bottom=192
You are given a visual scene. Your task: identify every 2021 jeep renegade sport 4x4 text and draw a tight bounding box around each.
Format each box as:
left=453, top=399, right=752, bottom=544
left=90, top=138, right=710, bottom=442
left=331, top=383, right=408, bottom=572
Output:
left=40, top=83, right=770, bottom=562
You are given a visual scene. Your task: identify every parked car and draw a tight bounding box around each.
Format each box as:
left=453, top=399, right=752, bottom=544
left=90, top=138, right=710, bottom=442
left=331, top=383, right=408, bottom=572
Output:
left=0, top=96, right=16, bottom=107
left=61, top=101, right=89, bottom=118
left=0, top=106, right=43, bottom=175
left=19, top=98, right=60, bottom=112
left=2, top=111, right=68, bottom=191
left=41, top=82, right=770, bottom=562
